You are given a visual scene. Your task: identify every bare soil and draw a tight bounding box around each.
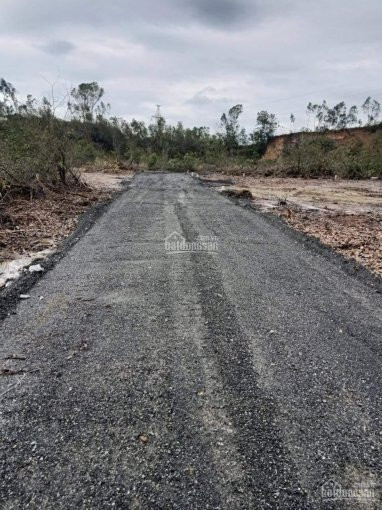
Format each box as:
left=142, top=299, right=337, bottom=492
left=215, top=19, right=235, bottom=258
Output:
left=0, top=171, right=133, bottom=288
left=80, top=170, right=133, bottom=190
left=203, top=175, right=382, bottom=276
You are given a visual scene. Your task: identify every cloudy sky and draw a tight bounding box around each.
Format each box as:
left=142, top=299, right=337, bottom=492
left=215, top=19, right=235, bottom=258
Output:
left=1, top=0, right=381, bottom=133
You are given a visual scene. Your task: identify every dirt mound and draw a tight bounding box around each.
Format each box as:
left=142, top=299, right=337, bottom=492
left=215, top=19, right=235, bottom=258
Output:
left=221, top=188, right=253, bottom=199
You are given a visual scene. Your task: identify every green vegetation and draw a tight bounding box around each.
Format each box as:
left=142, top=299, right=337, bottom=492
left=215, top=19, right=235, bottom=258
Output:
left=274, top=131, right=382, bottom=179
left=0, top=77, right=381, bottom=194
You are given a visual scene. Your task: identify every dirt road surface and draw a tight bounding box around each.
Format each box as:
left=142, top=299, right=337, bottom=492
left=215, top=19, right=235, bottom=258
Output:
left=1, top=173, right=381, bottom=509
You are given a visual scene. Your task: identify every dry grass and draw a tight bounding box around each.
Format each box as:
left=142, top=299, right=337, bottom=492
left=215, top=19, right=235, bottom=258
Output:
left=80, top=157, right=137, bottom=174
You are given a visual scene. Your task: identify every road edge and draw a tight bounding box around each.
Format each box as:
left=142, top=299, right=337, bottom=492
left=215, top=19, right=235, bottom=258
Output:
left=198, top=176, right=382, bottom=294
left=0, top=183, right=131, bottom=322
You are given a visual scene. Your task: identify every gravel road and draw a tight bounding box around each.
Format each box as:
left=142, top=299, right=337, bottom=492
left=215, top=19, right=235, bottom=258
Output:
left=1, top=173, right=381, bottom=509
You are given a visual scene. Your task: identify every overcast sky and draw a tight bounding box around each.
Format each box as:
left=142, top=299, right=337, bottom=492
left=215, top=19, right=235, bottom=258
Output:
left=1, top=0, right=381, bottom=133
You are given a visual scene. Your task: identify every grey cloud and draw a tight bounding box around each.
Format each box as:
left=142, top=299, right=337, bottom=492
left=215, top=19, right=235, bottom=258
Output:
left=0, top=0, right=259, bottom=34
left=190, top=0, right=251, bottom=27
left=187, top=87, right=231, bottom=106
left=39, top=40, right=76, bottom=56
left=187, top=88, right=216, bottom=105
left=136, top=30, right=191, bottom=53
left=0, top=0, right=381, bottom=131
left=0, top=0, right=182, bottom=33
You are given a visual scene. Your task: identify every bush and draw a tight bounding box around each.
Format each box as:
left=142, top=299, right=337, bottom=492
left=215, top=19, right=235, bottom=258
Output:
left=0, top=115, right=125, bottom=191
left=147, top=153, right=160, bottom=170
left=167, top=152, right=200, bottom=172
left=275, top=133, right=382, bottom=178
left=280, top=136, right=336, bottom=177
left=332, top=141, right=382, bottom=178
left=0, top=116, right=60, bottom=189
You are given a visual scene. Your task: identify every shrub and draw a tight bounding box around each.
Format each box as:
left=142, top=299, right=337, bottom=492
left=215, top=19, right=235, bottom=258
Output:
left=167, top=153, right=200, bottom=172
left=147, top=153, right=160, bottom=170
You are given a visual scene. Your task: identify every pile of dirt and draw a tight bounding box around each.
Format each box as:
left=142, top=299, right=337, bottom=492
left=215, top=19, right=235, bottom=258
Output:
left=0, top=187, right=110, bottom=263
left=221, top=188, right=253, bottom=199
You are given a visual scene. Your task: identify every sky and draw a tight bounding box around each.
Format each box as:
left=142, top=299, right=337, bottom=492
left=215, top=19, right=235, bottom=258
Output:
left=0, top=0, right=381, bottom=133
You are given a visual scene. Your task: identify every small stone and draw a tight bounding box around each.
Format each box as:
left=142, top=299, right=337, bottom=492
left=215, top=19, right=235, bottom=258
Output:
left=29, top=264, right=44, bottom=273
left=138, top=433, right=149, bottom=444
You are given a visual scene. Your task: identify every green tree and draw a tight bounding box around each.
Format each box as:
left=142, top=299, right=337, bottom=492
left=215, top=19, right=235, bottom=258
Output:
left=362, top=97, right=381, bottom=125
left=0, top=78, right=18, bottom=115
left=250, top=110, right=278, bottom=154
left=220, top=104, right=243, bottom=155
left=68, top=82, right=105, bottom=122
left=149, top=116, right=167, bottom=155
left=290, top=113, right=296, bottom=132
left=307, top=101, right=359, bottom=130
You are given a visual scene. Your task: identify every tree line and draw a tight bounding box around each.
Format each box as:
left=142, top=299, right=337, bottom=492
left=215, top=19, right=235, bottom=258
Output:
left=0, top=77, right=381, bottom=188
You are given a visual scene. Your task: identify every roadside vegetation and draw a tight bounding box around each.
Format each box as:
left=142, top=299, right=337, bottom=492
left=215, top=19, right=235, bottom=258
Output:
left=1, top=78, right=381, bottom=194
left=0, top=79, right=113, bottom=264
left=260, top=129, right=382, bottom=179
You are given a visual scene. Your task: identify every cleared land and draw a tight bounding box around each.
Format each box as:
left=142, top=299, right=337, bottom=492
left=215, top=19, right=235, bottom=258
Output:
left=203, top=175, right=382, bottom=276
